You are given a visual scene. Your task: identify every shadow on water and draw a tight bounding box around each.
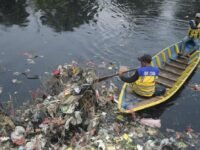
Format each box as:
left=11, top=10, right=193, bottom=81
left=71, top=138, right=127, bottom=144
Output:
left=33, top=0, right=99, bottom=32
left=0, top=0, right=29, bottom=27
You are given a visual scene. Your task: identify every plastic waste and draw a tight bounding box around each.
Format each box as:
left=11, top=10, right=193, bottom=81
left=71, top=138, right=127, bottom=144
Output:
left=25, top=134, right=46, bottom=150
left=112, top=122, right=120, bottom=135
left=146, top=128, right=158, bottom=136
left=95, top=140, right=106, bottom=150
left=27, top=58, right=35, bottom=64
left=60, top=104, right=76, bottom=114
left=13, top=72, right=21, bottom=76
left=12, top=79, right=22, bottom=84
left=47, top=103, right=58, bottom=117
left=52, top=69, right=61, bottom=76
left=0, top=87, right=2, bottom=95
left=11, top=126, right=26, bottom=145
left=73, top=86, right=81, bottom=94
left=116, top=115, right=124, bottom=122
left=175, top=141, right=188, bottom=149
left=190, top=84, right=200, bottom=91
left=23, top=52, right=34, bottom=58
left=86, top=61, right=96, bottom=67
left=122, top=134, right=132, bottom=142
left=1, top=61, right=199, bottom=149
left=137, top=144, right=143, bottom=150
left=143, top=140, right=158, bottom=150
left=0, top=137, right=10, bottom=142
left=64, top=117, right=73, bottom=130
left=98, top=62, right=106, bottom=68
left=18, top=146, right=24, bottom=150
left=139, top=118, right=161, bottom=128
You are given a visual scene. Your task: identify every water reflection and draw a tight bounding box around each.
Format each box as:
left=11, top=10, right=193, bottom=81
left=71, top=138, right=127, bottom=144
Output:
left=112, top=0, right=164, bottom=17
left=175, top=0, right=200, bottom=19
left=0, top=0, right=29, bottom=27
left=34, top=0, right=99, bottom=32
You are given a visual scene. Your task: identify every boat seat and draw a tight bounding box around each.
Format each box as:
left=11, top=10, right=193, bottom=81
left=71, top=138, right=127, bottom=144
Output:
left=175, top=57, right=188, bottom=64
left=160, top=64, right=183, bottom=75
left=160, top=69, right=179, bottom=78
left=169, top=59, right=188, bottom=66
left=166, top=63, right=186, bottom=70
left=159, top=71, right=178, bottom=82
left=157, top=76, right=174, bottom=88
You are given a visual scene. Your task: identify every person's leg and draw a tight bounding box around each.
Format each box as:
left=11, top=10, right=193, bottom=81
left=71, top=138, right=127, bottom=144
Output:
left=193, top=39, right=200, bottom=50
left=181, top=36, right=191, bottom=55
left=153, top=85, right=166, bottom=96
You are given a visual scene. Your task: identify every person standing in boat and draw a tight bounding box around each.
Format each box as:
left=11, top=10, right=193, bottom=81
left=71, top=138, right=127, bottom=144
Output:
left=181, top=13, right=200, bottom=56
left=118, top=54, right=165, bottom=97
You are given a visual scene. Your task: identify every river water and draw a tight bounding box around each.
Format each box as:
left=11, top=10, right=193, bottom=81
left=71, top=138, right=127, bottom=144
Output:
left=0, top=0, right=200, bottom=131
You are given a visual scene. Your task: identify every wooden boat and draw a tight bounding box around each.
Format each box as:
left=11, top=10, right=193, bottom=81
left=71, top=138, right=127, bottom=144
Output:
left=118, top=40, right=200, bottom=113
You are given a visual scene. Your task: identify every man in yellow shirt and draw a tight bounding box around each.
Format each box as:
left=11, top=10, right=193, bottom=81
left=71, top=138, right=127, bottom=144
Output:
left=181, top=13, right=200, bottom=56
left=119, top=54, right=165, bottom=97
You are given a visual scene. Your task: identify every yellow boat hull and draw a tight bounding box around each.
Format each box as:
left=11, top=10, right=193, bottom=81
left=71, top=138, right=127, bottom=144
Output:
left=118, top=41, right=200, bottom=113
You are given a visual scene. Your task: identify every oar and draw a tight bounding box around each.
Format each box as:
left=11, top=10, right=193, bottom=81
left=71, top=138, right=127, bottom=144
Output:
left=93, top=68, right=137, bottom=83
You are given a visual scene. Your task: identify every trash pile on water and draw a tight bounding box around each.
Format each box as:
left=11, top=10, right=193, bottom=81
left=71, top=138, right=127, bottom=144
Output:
left=0, top=61, right=200, bottom=150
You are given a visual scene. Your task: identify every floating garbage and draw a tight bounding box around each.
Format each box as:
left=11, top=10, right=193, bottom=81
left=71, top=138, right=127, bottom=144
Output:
left=98, top=61, right=106, bottom=68
left=26, top=58, right=35, bottom=64
left=24, top=69, right=31, bottom=73
left=137, top=144, right=143, bottom=150
left=12, top=79, right=22, bottom=84
left=190, top=84, right=200, bottom=91
left=0, top=61, right=199, bottom=149
left=23, top=52, right=34, bottom=59
left=21, top=72, right=39, bottom=79
left=86, top=61, right=96, bottom=67
left=0, top=137, right=10, bottom=143
left=94, top=140, right=106, bottom=150
left=11, top=126, right=26, bottom=145
left=139, top=118, right=161, bottom=128
left=0, top=86, right=3, bottom=95
left=13, top=72, right=21, bottom=76
left=107, top=62, right=114, bottom=70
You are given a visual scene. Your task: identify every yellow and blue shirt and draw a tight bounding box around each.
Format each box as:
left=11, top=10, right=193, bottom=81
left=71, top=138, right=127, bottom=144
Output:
left=188, top=20, right=200, bottom=39
left=120, top=66, right=159, bottom=97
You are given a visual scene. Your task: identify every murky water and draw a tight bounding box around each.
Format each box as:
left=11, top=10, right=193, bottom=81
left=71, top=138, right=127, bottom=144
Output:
left=0, top=0, right=200, bottom=131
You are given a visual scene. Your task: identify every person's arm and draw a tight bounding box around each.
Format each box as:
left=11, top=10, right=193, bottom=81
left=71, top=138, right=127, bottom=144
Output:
left=189, top=20, right=198, bottom=29
left=119, top=70, right=139, bottom=83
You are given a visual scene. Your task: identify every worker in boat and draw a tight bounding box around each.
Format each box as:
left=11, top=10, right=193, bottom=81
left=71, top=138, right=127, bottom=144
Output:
left=181, top=13, right=200, bottom=56
left=118, top=54, right=166, bottom=97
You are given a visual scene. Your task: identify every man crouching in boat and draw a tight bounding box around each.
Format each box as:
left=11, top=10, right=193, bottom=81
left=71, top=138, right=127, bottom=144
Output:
left=181, top=13, right=200, bottom=57
left=118, top=54, right=166, bottom=97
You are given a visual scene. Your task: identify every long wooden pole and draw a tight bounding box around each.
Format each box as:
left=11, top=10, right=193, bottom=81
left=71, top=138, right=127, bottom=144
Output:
left=93, top=68, right=136, bottom=83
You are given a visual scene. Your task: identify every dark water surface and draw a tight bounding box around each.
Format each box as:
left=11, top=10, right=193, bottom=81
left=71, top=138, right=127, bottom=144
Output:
left=0, top=0, right=200, bottom=131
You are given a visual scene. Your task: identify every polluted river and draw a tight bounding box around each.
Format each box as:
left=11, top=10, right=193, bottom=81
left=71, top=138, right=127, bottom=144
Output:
left=0, top=0, right=200, bottom=149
